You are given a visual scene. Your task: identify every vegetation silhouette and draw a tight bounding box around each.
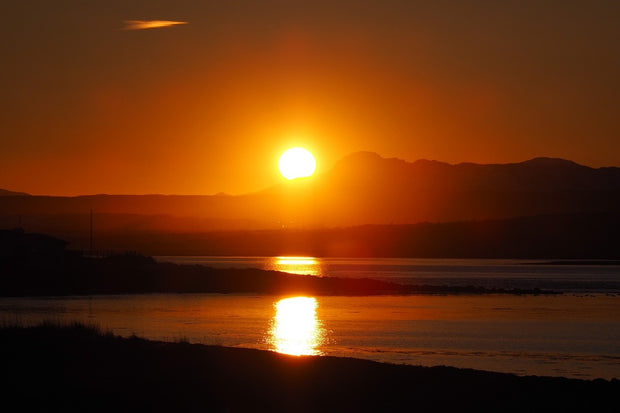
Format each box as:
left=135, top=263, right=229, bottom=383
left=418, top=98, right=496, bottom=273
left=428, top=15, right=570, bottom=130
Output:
left=2, top=323, right=618, bottom=412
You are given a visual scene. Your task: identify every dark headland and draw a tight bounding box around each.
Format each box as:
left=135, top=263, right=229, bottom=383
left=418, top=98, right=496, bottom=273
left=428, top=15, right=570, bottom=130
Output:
left=0, top=229, right=552, bottom=296
left=2, top=323, right=617, bottom=412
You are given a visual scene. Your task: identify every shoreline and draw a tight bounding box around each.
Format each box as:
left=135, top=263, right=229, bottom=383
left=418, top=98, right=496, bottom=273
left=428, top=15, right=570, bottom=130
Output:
left=1, top=252, right=558, bottom=297
left=3, top=323, right=618, bottom=412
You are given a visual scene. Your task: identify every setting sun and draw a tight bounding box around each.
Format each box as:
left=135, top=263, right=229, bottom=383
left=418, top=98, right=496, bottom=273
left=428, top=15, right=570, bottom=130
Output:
left=1, top=1, right=619, bottom=410
left=278, top=148, right=316, bottom=180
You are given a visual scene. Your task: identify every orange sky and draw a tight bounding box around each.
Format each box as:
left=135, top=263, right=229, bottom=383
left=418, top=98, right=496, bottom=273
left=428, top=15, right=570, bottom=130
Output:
left=1, top=1, right=619, bottom=195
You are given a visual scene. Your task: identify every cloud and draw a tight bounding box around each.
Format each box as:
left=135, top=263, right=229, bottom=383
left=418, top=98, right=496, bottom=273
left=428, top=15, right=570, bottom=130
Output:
left=123, top=20, right=188, bottom=30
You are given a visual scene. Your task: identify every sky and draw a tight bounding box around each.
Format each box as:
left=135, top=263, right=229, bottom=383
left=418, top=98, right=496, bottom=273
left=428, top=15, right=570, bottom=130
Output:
left=1, top=0, right=619, bottom=196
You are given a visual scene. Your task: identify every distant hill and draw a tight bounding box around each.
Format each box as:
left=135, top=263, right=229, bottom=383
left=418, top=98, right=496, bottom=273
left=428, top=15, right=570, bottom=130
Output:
left=294, top=152, right=620, bottom=226
left=0, top=189, right=30, bottom=196
left=43, top=212, right=620, bottom=259
left=1, top=153, right=619, bottom=234
left=329, top=152, right=620, bottom=192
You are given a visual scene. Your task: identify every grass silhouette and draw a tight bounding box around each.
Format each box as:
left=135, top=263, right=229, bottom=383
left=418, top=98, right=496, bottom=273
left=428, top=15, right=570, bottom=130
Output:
left=2, top=322, right=617, bottom=412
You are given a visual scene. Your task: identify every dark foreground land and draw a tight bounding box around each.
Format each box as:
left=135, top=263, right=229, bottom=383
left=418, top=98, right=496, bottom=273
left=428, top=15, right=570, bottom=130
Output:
left=2, top=324, right=617, bottom=412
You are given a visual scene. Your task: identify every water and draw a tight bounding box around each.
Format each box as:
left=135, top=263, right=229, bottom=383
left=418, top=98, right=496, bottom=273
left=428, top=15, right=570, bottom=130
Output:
left=155, top=256, right=620, bottom=293
left=2, top=257, right=619, bottom=380
left=2, top=293, right=619, bottom=380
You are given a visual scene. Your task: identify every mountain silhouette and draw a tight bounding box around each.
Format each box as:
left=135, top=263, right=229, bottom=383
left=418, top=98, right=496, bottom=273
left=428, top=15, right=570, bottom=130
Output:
left=286, top=152, right=620, bottom=226
left=329, top=152, right=620, bottom=192
left=1, top=153, right=619, bottom=233
left=0, top=189, right=30, bottom=197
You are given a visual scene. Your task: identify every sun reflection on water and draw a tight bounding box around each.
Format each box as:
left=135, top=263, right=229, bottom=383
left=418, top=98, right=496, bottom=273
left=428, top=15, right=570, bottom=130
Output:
left=273, top=256, right=321, bottom=276
left=268, top=296, right=326, bottom=356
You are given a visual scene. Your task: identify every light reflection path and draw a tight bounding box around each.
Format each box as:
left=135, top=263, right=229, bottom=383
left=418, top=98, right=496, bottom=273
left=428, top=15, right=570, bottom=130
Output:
left=268, top=296, right=326, bottom=356
left=273, top=256, right=320, bottom=276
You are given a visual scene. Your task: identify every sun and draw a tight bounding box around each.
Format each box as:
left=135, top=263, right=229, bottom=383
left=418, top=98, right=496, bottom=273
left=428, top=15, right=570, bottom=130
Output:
left=278, top=147, right=316, bottom=180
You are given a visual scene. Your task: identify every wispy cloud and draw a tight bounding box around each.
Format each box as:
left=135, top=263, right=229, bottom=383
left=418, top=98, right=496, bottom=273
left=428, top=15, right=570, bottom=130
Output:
left=123, top=20, right=188, bottom=30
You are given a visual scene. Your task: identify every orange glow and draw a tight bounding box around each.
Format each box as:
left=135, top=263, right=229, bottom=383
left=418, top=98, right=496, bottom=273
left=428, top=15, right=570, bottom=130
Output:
left=122, top=20, right=188, bottom=30
left=276, top=257, right=316, bottom=265
left=278, top=148, right=316, bottom=180
left=268, top=296, right=325, bottom=356
left=2, top=3, right=618, bottom=197
left=273, top=257, right=321, bottom=276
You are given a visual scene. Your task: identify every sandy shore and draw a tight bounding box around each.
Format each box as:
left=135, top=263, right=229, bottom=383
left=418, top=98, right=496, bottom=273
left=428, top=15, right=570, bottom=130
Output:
left=2, top=324, right=617, bottom=412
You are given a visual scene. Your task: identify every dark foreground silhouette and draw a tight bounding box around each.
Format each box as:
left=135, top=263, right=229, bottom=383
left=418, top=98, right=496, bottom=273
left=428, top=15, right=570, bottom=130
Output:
left=2, top=324, right=617, bottom=412
left=0, top=229, right=552, bottom=296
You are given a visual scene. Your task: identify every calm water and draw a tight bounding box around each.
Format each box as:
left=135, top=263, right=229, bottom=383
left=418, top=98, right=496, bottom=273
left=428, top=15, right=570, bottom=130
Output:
left=2, top=293, right=619, bottom=380
left=2, top=257, right=619, bottom=380
left=156, top=256, right=620, bottom=293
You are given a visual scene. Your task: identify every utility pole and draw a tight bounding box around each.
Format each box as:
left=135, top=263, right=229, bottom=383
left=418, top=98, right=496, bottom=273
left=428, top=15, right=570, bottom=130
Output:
left=90, top=209, right=93, bottom=254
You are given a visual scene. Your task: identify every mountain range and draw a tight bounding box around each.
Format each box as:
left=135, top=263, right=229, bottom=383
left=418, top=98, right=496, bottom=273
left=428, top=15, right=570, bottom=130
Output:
left=2, top=152, right=619, bottom=256
left=2, top=152, right=619, bottom=230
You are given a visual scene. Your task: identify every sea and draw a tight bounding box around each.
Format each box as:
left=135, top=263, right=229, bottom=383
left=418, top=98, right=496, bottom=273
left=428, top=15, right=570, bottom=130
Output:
left=1, top=257, right=619, bottom=380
